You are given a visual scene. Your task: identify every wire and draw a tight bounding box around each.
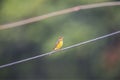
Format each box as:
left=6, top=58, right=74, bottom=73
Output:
left=0, top=31, right=120, bottom=69
left=0, top=1, right=120, bottom=30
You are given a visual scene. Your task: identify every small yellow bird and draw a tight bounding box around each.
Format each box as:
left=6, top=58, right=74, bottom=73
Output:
left=53, top=36, right=63, bottom=50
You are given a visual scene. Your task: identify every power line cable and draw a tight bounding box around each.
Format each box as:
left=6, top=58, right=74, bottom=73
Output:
left=0, top=31, right=120, bottom=69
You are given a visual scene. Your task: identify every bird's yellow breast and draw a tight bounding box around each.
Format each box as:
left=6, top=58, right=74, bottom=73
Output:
left=54, top=40, right=63, bottom=50
left=57, top=41, right=63, bottom=48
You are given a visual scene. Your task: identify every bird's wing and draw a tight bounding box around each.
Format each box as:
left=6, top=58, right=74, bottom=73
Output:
left=53, top=40, right=59, bottom=50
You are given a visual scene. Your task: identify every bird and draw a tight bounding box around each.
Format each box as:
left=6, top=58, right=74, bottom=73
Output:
left=53, top=36, right=63, bottom=50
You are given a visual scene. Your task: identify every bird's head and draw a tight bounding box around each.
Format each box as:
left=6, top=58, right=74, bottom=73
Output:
left=59, top=36, right=63, bottom=41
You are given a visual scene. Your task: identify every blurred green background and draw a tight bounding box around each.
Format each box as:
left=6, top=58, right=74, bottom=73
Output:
left=0, top=0, right=120, bottom=80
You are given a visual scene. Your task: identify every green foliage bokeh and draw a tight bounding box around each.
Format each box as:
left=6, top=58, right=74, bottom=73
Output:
left=0, top=0, right=120, bottom=80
